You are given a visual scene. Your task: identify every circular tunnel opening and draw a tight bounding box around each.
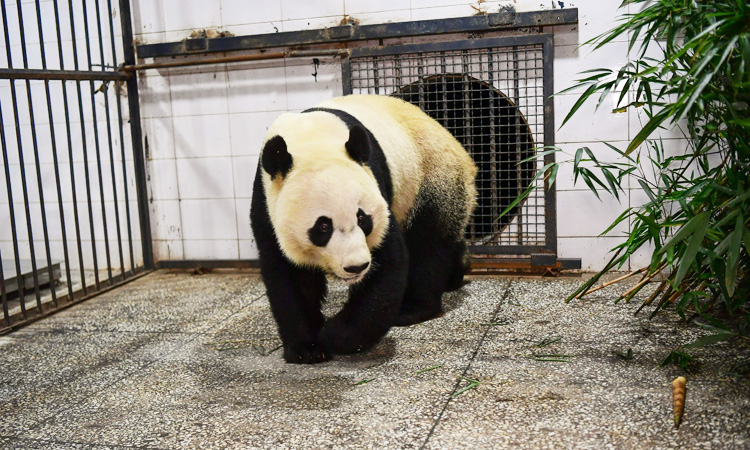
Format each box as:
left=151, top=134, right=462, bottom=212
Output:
left=393, top=74, right=537, bottom=244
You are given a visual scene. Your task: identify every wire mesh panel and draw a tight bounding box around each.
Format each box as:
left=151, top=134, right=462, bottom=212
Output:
left=345, top=35, right=555, bottom=256
left=0, top=0, right=149, bottom=331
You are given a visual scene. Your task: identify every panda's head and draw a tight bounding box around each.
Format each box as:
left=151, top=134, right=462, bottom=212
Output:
left=260, top=118, right=389, bottom=284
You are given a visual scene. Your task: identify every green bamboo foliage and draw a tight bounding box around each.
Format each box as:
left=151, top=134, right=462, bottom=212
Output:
left=547, top=0, right=749, bottom=353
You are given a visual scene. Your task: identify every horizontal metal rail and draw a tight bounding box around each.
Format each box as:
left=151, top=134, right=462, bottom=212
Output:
left=123, top=49, right=350, bottom=72
left=136, top=9, right=578, bottom=58
left=0, top=68, right=129, bottom=81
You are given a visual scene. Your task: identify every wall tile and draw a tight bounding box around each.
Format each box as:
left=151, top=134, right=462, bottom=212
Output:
left=555, top=93, right=629, bottom=144
left=347, top=9, right=412, bottom=25
left=170, top=71, right=228, bottom=117
left=180, top=198, right=238, bottom=240
left=138, top=73, right=173, bottom=119
left=147, top=159, right=179, bottom=201
left=172, top=114, right=231, bottom=159
left=234, top=198, right=252, bottom=240
left=152, top=239, right=184, bottom=261
left=221, top=0, right=282, bottom=26
left=175, top=157, right=235, bottom=200
left=149, top=199, right=182, bottom=241
left=558, top=236, right=626, bottom=271
left=284, top=58, right=343, bottom=110
left=229, top=111, right=278, bottom=156
left=131, top=0, right=166, bottom=35
left=227, top=63, right=288, bottom=113
left=183, top=239, right=239, bottom=259
left=346, top=0, right=410, bottom=15
left=281, top=16, right=341, bottom=32
left=553, top=140, right=631, bottom=191
left=281, top=0, right=344, bottom=21
left=239, top=239, right=259, bottom=259
left=162, top=0, right=222, bottom=32
left=141, top=117, right=175, bottom=160
left=556, top=189, right=629, bottom=238
left=231, top=155, right=258, bottom=199
left=554, top=41, right=628, bottom=94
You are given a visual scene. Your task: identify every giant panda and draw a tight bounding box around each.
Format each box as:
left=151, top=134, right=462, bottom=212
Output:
left=250, top=94, right=477, bottom=364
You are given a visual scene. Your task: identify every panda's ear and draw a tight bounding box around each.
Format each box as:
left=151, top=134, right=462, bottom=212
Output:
left=261, top=135, right=293, bottom=178
left=345, top=124, right=371, bottom=165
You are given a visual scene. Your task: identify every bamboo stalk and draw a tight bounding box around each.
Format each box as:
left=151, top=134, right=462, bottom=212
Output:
left=616, top=263, right=667, bottom=303
left=576, top=268, right=646, bottom=298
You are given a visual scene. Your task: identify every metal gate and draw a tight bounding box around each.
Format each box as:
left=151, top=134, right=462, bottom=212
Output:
left=0, top=0, right=151, bottom=332
left=343, top=35, right=556, bottom=259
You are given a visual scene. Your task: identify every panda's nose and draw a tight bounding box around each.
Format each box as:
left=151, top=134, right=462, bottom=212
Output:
left=344, top=262, right=369, bottom=274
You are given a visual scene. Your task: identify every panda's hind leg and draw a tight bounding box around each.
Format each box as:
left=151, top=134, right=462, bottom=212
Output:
left=396, top=207, right=467, bottom=326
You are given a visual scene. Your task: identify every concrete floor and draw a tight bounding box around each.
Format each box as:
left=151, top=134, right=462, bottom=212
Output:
left=0, top=270, right=748, bottom=449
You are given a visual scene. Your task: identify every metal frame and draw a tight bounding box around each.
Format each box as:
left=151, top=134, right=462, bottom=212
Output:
left=343, top=34, right=557, bottom=258
left=0, top=0, right=152, bottom=333
left=136, top=9, right=578, bottom=59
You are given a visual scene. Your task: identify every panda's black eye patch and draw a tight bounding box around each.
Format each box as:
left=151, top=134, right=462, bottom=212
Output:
left=357, top=208, right=373, bottom=236
left=308, top=216, right=333, bottom=247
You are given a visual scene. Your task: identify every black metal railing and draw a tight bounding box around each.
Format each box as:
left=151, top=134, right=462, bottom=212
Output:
left=0, top=0, right=151, bottom=332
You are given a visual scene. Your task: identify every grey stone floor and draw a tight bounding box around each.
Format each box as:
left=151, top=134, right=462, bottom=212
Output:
left=0, top=270, right=748, bottom=449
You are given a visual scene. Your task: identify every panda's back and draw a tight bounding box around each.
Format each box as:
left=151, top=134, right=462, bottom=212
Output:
left=314, top=95, right=477, bottom=230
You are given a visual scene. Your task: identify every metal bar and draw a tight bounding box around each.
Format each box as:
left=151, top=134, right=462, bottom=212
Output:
left=0, top=68, right=128, bottom=81
left=97, top=0, right=124, bottom=278
left=31, top=0, right=60, bottom=307
left=83, top=0, right=113, bottom=284
left=120, top=0, right=154, bottom=270
left=69, top=0, right=101, bottom=290
left=542, top=35, right=557, bottom=254
left=107, top=0, right=135, bottom=273
left=512, top=46, right=523, bottom=245
left=3, top=1, right=42, bottom=309
left=57, top=0, right=88, bottom=296
left=0, top=254, right=8, bottom=326
left=0, top=95, right=26, bottom=316
left=123, top=49, right=349, bottom=72
left=341, top=56, right=352, bottom=95
left=136, top=9, right=578, bottom=58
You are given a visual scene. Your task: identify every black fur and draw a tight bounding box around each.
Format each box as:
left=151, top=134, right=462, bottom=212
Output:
left=261, top=135, right=293, bottom=178
left=308, top=216, right=333, bottom=247
left=357, top=208, right=373, bottom=236
left=345, top=124, right=371, bottom=164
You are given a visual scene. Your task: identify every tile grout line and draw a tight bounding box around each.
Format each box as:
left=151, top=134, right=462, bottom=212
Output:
left=419, top=278, right=514, bottom=450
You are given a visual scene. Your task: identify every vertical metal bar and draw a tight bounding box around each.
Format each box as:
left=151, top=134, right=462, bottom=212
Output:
left=42, top=0, right=73, bottom=301
left=0, top=253, right=8, bottom=325
left=18, top=0, right=54, bottom=308
left=2, top=2, right=42, bottom=309
left=55, top=0, right=88, bottom=296
left=440, top=52, right=447, bottom=127
left=542, top=37, right=556, bottom=254
left=0, top=95, right=26, bottom=316
left=28, top=0, right=62, bottom=307
left=372, top=57, right=380, bottom=95
left=512, top=46, right=524, bottom=245
left=95, top=0, right=124, bottom=278
left=82, top=0, right=113, bottom=284
left=107, top=0, right=134, bottom=273
left=68, top=0, right=101, bottom=289
left=487, top=48, right=498, bottom=240
left=341, top=56, right=352, bottom=95
left=119, top=0, right=154, bottom=270
left=461, top=51, right=474, bottom=243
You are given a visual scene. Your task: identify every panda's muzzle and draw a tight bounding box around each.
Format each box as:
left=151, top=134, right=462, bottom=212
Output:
left=344, top=262, right=369, bottom=274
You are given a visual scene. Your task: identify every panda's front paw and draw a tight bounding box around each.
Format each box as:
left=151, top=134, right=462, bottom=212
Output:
left=283, top=341, right=331, bottom=364
left=320, top=319, right=376, bottom=354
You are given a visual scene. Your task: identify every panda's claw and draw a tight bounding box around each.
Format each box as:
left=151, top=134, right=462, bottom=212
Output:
left=283, top=342, right=331, bottom=364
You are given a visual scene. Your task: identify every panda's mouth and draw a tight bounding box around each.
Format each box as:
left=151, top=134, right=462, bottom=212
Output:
left=335, top=273, right=365, bottom=284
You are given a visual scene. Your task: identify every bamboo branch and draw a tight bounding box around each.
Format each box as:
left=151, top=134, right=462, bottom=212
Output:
left=576, top=268, right=646, bottom=298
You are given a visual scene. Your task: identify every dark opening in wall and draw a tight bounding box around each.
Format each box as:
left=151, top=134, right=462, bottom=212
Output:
left=393, top=74, right=536, bottom=243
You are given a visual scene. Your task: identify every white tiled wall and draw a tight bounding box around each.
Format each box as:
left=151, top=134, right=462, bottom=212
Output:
left=0, top=0, right=683, bottom=273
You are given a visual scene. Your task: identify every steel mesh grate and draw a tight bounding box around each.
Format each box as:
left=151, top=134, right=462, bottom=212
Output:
left=348, top=43, right=548, bottom=250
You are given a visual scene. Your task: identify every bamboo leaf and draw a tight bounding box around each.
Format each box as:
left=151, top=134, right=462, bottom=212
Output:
left=725, top=214, right=744, bottom=297
left=674, top=212, right=710, bottom=286
left=683, top=333, right=734, bottom=349
left=561, top=83, right=600, bottom=128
